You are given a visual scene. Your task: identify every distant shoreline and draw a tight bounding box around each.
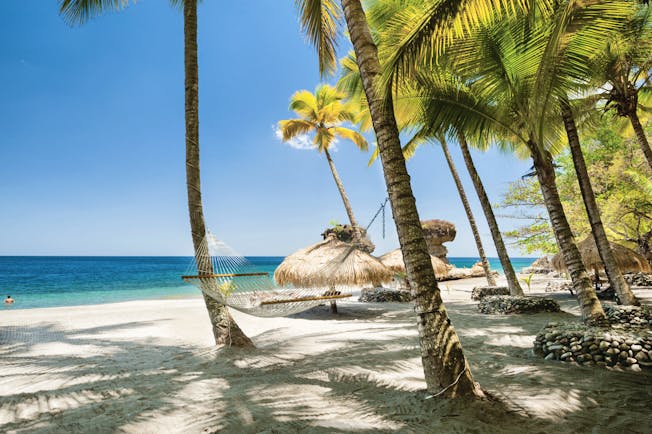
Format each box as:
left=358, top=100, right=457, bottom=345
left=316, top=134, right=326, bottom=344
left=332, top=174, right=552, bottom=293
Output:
left=0, top=256, right=536, bottom=311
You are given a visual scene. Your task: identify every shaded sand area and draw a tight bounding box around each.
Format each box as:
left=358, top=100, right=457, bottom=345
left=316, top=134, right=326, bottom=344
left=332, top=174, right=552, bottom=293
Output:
left=1, top=276, right=651, bottom=433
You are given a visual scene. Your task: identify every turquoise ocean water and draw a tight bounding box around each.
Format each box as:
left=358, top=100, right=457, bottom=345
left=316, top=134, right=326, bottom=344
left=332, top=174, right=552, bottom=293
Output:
left=0, top=256, right=535, bottom=310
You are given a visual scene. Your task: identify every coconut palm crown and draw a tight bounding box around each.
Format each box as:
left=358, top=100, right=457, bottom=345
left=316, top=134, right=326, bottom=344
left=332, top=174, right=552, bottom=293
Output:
left=278, top=84, right=369, bottom=237
left=278, top=84, right=368, bottom=153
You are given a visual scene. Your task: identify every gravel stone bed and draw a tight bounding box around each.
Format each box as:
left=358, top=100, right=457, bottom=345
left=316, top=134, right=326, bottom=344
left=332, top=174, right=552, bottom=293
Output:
left=471, top=286, right=510, bottom=301
left=604, top=305, right=652, bottom=330
left=534, top=321, right=652, bottom=372
left=477, top=296, right=561, bottom=314
left=359, top=287, right=412, bottom=303
left=623, top=272, right=652, bottom=287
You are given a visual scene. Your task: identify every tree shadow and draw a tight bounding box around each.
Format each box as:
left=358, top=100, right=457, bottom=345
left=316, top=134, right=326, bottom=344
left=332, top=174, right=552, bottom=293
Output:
left=1, top=300, right=651, bottom=433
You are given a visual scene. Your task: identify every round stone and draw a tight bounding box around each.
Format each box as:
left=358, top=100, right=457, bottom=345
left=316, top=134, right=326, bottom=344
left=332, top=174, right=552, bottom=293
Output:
left=635, top=351, right=649, bottom=362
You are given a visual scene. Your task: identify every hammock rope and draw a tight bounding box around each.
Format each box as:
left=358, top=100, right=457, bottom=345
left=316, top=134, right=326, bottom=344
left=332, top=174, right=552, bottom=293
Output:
left=182, top=198, right=390, bottom=317
left=182, top=232, right=352, bottom=317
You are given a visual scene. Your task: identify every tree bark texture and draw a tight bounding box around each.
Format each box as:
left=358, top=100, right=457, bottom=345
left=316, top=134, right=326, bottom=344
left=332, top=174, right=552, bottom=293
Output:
left=628, top=110, right=652, bottom=172
left=324, top=147, right=360, bottom=228
left=341, top=0, right=483, bottom=398
left=439, top=138, right=496, bottom=286
left=527, top=140, right=607, bottom=325
left=561, top=100, right=638, bottom=306
left=457, top=133, right=524, bottom=296
left=184, top=0, right=253, bottom=347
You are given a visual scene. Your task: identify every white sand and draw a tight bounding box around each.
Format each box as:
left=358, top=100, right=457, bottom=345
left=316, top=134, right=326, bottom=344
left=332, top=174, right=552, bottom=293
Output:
left=1, top=276, right=651, bottom=433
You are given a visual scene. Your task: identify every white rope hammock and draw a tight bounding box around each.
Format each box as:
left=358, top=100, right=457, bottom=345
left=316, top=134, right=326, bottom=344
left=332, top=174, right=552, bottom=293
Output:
left=182, top=232, right=352, bottom=317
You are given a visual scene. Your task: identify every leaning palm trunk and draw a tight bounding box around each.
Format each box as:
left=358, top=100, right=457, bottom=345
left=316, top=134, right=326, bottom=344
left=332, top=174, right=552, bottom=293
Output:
left=324, top=148, right=360, bottom=229
left=527, top=140, right=607, bottom=325
left=560, top=100, right=638, bottom=306
left=183, top=0, right=252, bottom=347
left=628, top=109, right=652, bottom=172
left=340, top=0, right=483, bottom=398
left=457, top=132, right=524, bottom=296
left=440, top=138, right=495, bottom=286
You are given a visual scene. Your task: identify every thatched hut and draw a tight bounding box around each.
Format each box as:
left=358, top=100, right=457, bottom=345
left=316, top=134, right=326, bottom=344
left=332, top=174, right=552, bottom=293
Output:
left=378, top=248, right=450, bottom=277
left=274, top=234, right=392, bottom=312
left=551, top=237, right=652, bottom=277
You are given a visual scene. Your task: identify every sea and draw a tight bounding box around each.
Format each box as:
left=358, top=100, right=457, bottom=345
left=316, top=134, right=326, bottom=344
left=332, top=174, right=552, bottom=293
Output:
left=0, top=256, right=536, bottom=310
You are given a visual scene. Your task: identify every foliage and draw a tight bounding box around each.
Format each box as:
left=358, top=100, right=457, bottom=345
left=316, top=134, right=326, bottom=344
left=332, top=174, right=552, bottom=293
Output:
left=498, top=118, right=652, bottom=254
left=278, top=84, right=368, bottom=153
left=521, top=273, right=534, bottom=292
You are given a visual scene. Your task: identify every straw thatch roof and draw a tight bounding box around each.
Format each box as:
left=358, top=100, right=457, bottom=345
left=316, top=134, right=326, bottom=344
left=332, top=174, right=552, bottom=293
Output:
left=378, top=248, right=450, bottom=277
left=274, top=235, right=393, bottom=287
left=551, top=236, right=652, bottom=274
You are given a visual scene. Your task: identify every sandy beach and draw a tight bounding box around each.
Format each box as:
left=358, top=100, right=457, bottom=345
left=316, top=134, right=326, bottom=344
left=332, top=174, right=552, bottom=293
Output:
left=1, top=275, right=651, bottom=433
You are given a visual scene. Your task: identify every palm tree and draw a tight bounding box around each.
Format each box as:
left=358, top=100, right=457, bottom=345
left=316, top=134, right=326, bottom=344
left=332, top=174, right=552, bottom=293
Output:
left=59, top=0, right=253, bottom=347
left=389, top=3, right=634, bottom=324
left=296, top=0, right=488, bottom=398
left=337, top=52, right=523, bottom=296
left=437, top=134, right=497, bottom=287
left=278, top=84, right=368, bottom=238
left=560, top=99, right=639, bottom=305
left=593, top=5, right=652, bottom=171
left=341, top=54, right=502, bottom=289
left=456, top=132, right=524, bottom=296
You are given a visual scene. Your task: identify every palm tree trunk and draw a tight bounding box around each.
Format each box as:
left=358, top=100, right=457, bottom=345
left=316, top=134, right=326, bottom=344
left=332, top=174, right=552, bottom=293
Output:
left=628, top=110, right=652, bottom=172
left=183, top=0, right=253, bottom=347
left=324, top=148, right=359, bottom=228
left=457, top=133, right=524, bottom=296
left=560, top=100, right=638, bottom=306
left=527, top=140, right=607, bottom=325
left=341, top=0, right=483, bottom=398
left=439, top=137, right=496, bottom=286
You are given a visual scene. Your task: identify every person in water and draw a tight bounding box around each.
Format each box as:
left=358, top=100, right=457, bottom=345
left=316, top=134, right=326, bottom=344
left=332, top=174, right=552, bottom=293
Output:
left=4, top=295, right=14, bottom=304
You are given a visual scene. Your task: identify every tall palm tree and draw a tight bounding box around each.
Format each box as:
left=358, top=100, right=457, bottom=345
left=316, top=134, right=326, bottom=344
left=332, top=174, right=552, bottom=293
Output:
left=437, top=134, right=497, bottom=287
left=278, top=84, right=368, bottom=237
left=560, top=99, right=639, bottom=305
left=342, top=55, right=502, bottom=289
left=59, top=0, right=253, bottom=346
left=456, top=132, right=524, bottom=296
left=593, top=5, right=652, bottom=171
left=337, top=52, right=523, bottom=296
left=296, top=0, right=491, bottom=398
left=390, top=3, right=633, bottom=324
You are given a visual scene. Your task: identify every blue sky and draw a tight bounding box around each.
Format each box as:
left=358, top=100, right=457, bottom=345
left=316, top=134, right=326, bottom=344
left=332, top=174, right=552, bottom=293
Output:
left=0, top=1, right=534, bottom=257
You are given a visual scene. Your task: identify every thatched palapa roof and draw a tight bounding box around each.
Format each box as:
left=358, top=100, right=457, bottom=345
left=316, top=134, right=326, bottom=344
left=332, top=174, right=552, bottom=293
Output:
left=378, top=248, right=450, bottom=277
left=274, top=235, right=392, bottom=287
left=551, top=236, right=652, bottom=274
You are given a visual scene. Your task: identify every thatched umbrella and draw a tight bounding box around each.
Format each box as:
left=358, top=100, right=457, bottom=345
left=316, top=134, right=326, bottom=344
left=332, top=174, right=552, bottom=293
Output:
left=274, top=234, right=392, bottom=312
left=551, top=237, right=651, bottom=287
left=378, top=248, right=450, bottom=277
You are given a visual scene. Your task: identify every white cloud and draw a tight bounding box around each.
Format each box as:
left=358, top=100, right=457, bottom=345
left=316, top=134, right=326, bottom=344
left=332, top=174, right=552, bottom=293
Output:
left=273, top=125, right=314, bottom=150
left=272, top=125, right=339, bottom=151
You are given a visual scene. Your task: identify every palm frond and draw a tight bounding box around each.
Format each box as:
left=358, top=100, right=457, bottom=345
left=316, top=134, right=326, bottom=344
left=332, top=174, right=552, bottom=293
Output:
left=59, top=0, right=131, bottom=25
left=295, top=0, right=342, bottom=77
left=402, top=127, right=430, bottom=160
left=331, top=127, right=369, bottom=151
left=278, top=119, right=315, bottom=140
left=377, top=0, right=539, bottom=85
left=289, top=90, right=319, bottom=120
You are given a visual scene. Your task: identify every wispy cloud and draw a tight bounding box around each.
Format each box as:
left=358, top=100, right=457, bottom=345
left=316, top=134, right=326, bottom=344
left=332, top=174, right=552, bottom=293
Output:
left=273, top=125, right=314, bottom=150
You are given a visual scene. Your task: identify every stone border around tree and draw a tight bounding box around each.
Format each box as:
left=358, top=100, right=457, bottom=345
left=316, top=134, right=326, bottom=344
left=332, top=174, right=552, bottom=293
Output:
left=359, top=288, right=412, bottom=303
left=471, top=286, right=510, bottom=301
left=534, top=321, right=652, bottom=372
left=477, top=295, right=561, bottom=314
